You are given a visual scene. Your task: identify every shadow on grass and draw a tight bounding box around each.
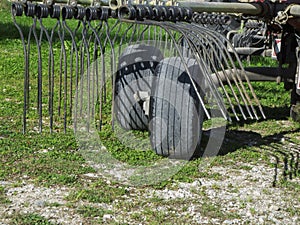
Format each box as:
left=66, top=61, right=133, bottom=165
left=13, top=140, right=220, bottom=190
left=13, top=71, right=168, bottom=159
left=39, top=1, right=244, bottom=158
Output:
left=199, top=105, right=300, bottom=186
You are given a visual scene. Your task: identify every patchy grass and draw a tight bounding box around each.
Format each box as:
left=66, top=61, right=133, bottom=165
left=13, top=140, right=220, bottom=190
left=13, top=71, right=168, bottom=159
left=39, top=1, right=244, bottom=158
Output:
left=7, top=213, right=56, bottom=225
left=0, top=186, right=11, bottom=204
left=0, top=6, right=299, bottom=224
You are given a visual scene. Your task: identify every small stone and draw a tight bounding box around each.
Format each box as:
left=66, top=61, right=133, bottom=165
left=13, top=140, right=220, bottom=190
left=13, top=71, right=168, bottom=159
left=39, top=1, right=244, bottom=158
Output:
left=103, top=214, right=113, bottom=221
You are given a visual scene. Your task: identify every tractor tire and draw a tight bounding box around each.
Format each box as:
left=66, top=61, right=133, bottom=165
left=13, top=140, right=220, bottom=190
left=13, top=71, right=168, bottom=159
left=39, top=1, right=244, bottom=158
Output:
left=114, top=44, right=163, bottom=130
left=149, top=57, right=205, bottom=159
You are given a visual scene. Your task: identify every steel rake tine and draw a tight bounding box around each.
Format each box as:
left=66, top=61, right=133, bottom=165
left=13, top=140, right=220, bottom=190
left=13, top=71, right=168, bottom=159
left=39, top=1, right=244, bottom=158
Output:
left=29, top=14, right=44, bottom=133
left=152, top=22, right=214, bottom=120
left=62, top=19, right=80, bottom=129
left=12, top=3, right=29, bottom=133
left=189, top=23, right=251, bottom=120
left=213, top=26, right=266, bottom=119
left=49, top=20, right=61, bottom=133
left=87, top=19, right=106, bottom=130
left=38, top=17, right=56, bottom=133
left=56, top=18, right=69, bottom=132
left=177, top=24, right=243, bottom=120
left=200, top=25, right=260, bottom=119
left=160, top=21, right=229, bottom=120
left=199, top=30, right=248, bottom=120
left=81, top=19, right=92, bottom=132
left=118, top=23, right=135, bottom=57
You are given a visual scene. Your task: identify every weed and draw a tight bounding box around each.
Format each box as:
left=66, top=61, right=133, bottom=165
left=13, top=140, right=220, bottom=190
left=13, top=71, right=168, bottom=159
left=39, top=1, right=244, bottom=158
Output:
left=0, top=186, right=11, bottom=204
left=8, top=213, right=56, bottom=225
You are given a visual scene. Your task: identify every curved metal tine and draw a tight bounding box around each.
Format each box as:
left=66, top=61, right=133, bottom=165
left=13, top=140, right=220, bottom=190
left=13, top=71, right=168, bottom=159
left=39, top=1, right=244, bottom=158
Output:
left=128, top=22, right=138, bottom=45
left=12, top=5, right=30, bottom=133
left=63, top=19, right=81, bottom=132
left=199, top=25, right=260, bottom=120
left=174, top=24, right=239, bottom=119
left=118, top=23, right=134, bottom=57
left=182, top=24, right=249, bottom=121
left=178, top=26, right=231, bottom=120
left=184, top=29, right=242, bottom=121
left=147, top=22, right=215, bottom=120
left=137, top=24, right=150, bottom=43
left=203, top=25, right=265, bottom=119
left=94, top=21, right=104, bottom=129
left=87, top=21, right=99, bottom=124
left=37, top=16, right=57, bottom=133
left=29, top=15, right=44, bottom=133
left=48, top=20, right=61, bottom=133
left=86, top=20, right=106, bottom=130
left=103, top=20, right=118, bottom=128
left=80, top=19, right=92, bottom=132
left=232, top=47, right=266, bottom=119
left=185, top=24, right=251, bottom=120
left=55, top=17, right=69, bottom=132
left=160, top=22, right=228, bottom=120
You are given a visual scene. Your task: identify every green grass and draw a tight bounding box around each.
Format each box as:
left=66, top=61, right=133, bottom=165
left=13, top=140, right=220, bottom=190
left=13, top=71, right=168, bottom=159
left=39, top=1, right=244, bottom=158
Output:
left=0, top=186, right=11, bottom=204
left=0, top=5, right=299, bottom=223
left=7, top=213, right=56, bottom=225
left=0, top=5, right=298, bottom=186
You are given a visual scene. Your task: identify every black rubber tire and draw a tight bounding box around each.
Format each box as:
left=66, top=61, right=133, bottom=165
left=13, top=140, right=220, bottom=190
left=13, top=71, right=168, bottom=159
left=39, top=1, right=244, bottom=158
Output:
left=114, top=44, right=163, bottom=130
left=149, top=57, right=205, bottom=159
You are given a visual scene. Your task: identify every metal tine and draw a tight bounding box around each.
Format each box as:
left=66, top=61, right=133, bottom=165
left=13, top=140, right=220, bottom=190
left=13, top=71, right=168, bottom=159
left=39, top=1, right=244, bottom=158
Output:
left=60, top=6, right=84, bottom=132
left=12, top=3, right=30, bottom=133
left=86, top=17, right=107, bottom=131
left=176, top=23, right=245, bottom=121
left=191, top=26, right=250, bottom=120
left=179, top=27, right=231, bottom=120
left=202, top=24, right=266, bottom=119
left=143, top=21, right=218, bottom=120
left=74, top=17, right=91, bottom=132
left=199, top=25, right=261, bottom=119
left=72, top=21, right=83, bottom=132
left=118, top=23, right=135, bottom=58
left=187, top=23, right=253, bottom=121
left=156, top=21, right=229, bottom=120
left=28, top=9, right=43, bottom=133
left=62, top=17, right=81, bottom=132
left=55, top=15, right=69, bottom=132
left=103, top=20, right=117, bottom=129
left=87, top=21, right=99, bottom=124
left=37, top=16, right=55, bottom=133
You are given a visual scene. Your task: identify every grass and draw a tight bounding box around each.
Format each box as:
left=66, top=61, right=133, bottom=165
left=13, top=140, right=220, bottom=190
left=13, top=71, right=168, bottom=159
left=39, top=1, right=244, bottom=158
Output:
left=7, top=213, right=56, bottom=225
left=0, top=3, right=299, bottom=223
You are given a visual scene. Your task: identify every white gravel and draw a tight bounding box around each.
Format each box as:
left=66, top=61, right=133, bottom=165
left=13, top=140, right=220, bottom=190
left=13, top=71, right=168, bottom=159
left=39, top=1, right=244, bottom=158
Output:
left=0, top=162, right=299, bottom=224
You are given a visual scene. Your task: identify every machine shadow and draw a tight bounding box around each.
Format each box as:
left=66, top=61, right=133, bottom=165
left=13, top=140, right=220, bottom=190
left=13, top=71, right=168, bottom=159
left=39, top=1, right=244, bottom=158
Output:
left=196, top=105, right=300, bottom=186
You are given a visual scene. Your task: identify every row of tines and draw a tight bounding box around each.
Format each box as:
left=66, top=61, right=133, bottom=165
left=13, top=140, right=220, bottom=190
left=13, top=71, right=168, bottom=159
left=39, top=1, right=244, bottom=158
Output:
left=11, top=2, right=193, bottom=22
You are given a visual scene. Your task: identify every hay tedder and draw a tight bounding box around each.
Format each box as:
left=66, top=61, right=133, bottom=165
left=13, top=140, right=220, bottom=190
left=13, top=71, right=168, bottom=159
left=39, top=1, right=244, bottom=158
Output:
left=10, top=0, right=300, bottom=159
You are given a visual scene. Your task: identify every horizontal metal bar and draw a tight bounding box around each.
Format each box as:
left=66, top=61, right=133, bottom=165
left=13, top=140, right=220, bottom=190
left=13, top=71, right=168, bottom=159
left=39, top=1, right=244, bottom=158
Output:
left=177, top=1, right=263, bottom=16
left=17, top=0, right=109, bottom=6
left=210, top=67, right=283, bottom=86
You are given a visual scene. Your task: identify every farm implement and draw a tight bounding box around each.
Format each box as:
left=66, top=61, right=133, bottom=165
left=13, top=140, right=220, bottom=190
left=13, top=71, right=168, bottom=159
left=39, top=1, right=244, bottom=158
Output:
left=10, top=0, right=300, bottom=159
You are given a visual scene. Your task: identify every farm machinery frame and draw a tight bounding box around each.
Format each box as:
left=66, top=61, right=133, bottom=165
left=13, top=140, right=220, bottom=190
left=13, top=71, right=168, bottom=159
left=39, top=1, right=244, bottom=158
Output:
left=9, top=0, right=300, bottom=159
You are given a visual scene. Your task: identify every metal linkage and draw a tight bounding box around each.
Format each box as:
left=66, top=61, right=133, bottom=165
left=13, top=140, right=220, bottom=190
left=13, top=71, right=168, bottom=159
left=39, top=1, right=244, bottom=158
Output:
left=193, top=12, right=231, bottom=26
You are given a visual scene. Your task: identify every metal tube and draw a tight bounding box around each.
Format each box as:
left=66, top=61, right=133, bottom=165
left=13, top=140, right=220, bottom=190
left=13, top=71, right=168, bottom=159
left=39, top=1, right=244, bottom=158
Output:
left=54, top=0, right=93, bottom=4
left=290, top=4, right=300, bottom=17
left=23, top=0, right=109, bottom=6
left=177, top=1, right=263, bottom=16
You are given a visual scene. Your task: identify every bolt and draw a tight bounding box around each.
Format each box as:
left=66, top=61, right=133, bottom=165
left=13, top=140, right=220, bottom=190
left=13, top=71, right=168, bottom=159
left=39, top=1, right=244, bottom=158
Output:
left=46, top=0, right=53, bottom=5
left=71, top=1, right=77, bottom=7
